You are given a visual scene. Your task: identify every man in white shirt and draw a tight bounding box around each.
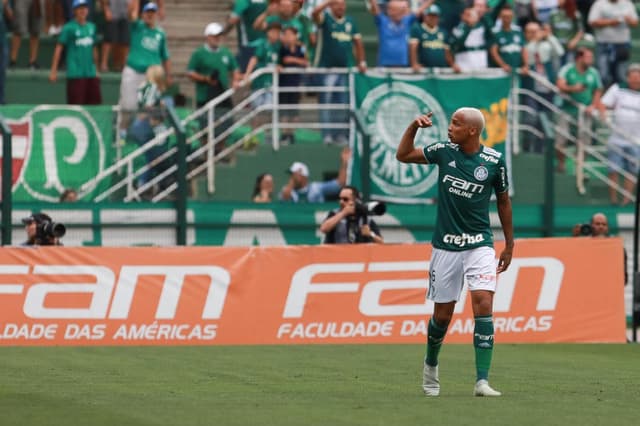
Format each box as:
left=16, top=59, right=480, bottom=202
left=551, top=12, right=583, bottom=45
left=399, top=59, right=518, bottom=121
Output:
left=588, top=0, right=638, bottom=86
left=601, top=63, right=640, bottom=205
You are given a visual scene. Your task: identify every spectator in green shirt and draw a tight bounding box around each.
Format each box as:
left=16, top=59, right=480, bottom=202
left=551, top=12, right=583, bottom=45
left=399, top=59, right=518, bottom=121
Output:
left=187, top=22, right=241, bottom=155
left=118, top=1, right=171, bottom=137
left=410, top=4, right=460, bottom=72
left=549, top=0, right=585, bottom=66
left=222, top=0, right=268, bottom=71
left=49, top=0, right=102, bottom=105
left=243, top=21, right=282, bottom=109
left=254, top=0, right=311, bottom=55
left=555, top=47, right=604, bottom=173
left=490, top=4, right=527, bottom=73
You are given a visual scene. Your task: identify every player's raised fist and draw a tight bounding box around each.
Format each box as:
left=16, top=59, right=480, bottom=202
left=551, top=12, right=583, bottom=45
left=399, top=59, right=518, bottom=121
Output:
left=413, top=113, right=433, bottom=128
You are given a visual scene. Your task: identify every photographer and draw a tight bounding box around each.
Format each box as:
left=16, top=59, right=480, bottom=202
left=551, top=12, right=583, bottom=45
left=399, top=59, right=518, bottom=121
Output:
left=21, top=213, right=66, bottom=246
left=573, top=212, right=627, bottom=285
left=320, top=186, right=384, bottom=244
left=573, top=212, right=609, bottom=237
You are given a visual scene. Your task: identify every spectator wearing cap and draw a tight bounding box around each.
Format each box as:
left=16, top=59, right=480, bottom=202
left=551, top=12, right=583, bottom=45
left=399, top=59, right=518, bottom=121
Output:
left=410, top=3, right=460, bottom=72
left=600, top=63, right=640, bottom=205
left=49, top=0, right=102, bottom=105
left=448, top=0, right=508, bottom=71
left=137, top=0, right=164, bottom=20
left=187, top=23, right=241, bottom=109
left=118, top=1, right=170, bottom=136
left=588, top=0, right=638, bottom=87
left=222, top=0, right=268, bottom=72
left=9, top=0, right=41, bottom=69
left=279, top=147, right=350, bottom=203
left=100, top=0, right=132, bottom=72
left=490, top=4, right=527, bottom=74
left=187, top=22, right=241, bottom=156
left=368, top=0, right=432, bottom=67
left=312, top=0, right=366, bottom=146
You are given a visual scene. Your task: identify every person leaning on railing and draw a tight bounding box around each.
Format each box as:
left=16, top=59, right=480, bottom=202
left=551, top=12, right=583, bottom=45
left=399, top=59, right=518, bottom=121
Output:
left=555, top=46, right=603, bottom=173
left=187, top=22, right=242, bottom=157
left=600, top=63, right=640, bottom=206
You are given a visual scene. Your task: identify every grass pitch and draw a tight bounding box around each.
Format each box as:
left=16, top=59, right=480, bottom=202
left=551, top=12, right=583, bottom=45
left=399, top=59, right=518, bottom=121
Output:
left=1, top=344, right=639, bottom=426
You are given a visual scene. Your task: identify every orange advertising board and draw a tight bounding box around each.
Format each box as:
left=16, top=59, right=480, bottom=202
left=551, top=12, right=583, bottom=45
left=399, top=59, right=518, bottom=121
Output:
left=0, top=238, right=626, bottom=346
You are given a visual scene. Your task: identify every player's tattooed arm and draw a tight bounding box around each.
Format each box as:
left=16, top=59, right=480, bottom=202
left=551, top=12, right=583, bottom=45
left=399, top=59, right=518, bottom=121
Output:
left=496, top=191, right=514, bottom=273
left=395, top=113, right=432, bottom=164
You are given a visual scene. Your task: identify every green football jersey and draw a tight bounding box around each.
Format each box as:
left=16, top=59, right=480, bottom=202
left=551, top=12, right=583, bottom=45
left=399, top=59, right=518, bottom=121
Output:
left=251, top=38, right=281, bottom=89
left=422, top=142, right=509, bottom=251
left=58, top=20, right=98, bottom=79
left=410, top=23, right=449, bottom=67
left=557, top=63, right=602, bottom=114
left=232, top=0, right=268, bottom=46
left=491, top=26, right=524, bottom=68
left=187, top=45, right=238, bottom=104
left=313, top=10, right=360, bottom=67
left=126, top=20, right=170, bottom=73
left=266, top=15, right=309, bottom=46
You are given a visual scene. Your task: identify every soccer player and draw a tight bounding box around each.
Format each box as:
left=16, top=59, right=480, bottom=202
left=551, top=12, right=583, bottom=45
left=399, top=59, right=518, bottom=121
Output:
left=396, top=109, right=514, bottom=397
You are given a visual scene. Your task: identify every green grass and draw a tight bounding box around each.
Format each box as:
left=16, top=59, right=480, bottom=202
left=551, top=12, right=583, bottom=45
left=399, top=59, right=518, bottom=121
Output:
left=1, top=344, right=639, bottom=426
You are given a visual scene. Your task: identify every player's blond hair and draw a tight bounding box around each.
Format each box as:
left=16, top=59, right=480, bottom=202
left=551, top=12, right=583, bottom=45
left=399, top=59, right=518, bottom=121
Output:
left=455, top=107, right=485, bottom=132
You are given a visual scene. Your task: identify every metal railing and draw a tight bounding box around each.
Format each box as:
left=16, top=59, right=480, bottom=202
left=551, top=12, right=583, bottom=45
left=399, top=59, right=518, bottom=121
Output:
left=0, top=114, right=12, bottom=245
left=82, top=66, right=355, bottom=202
left=512, top=70, right=640, bottom=202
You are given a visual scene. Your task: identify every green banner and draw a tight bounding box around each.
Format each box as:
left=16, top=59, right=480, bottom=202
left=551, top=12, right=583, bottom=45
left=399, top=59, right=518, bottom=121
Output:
left=0, top=105, right=114, bottom=202
left=352, top=73, right=511, bottom=203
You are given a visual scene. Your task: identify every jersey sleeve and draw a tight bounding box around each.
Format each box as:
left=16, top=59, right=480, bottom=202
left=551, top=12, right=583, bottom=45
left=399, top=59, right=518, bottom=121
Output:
left=493, top=155, right=509, bottom=194
left=58, top=24, right=72, bottom=46
left=186, top=49, right=200, bottom=73
left=232, top=0, right=249, bottom=17
left=593, top=68, right=603, bottom=90
left=228, top=50, right=239, bottom=71
left=409, top=23, right=420, bottom=42
left=422, top=142, right=446, bottom=165
left=351, top=17, right=361, bottom=38
left=160, top=34, right=170, bottom=61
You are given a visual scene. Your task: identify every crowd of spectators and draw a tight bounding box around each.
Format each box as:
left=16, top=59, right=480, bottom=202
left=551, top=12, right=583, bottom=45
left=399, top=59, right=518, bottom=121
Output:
left=0, top=0, right=639, bottom=205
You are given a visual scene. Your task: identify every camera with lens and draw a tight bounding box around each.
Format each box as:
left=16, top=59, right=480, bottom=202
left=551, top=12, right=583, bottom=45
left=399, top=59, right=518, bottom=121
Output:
left=36, top=220, right=66, bottom=245
left=578, top=223, right=592, bottom=236
left=354, top=200, right=387, bottom=218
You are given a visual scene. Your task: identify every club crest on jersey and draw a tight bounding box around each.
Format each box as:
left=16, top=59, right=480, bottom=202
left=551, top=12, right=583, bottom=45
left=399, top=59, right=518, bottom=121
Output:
left=474, top=166, right=489, bottom=181
left=360, top=81, right=448, bottom=197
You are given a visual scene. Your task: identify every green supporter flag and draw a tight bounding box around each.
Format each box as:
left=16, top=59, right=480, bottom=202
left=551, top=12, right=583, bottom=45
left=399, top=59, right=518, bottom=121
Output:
left=350, top=73, right=511, bottom=203
left=0, top=105, right=114, bottom=202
